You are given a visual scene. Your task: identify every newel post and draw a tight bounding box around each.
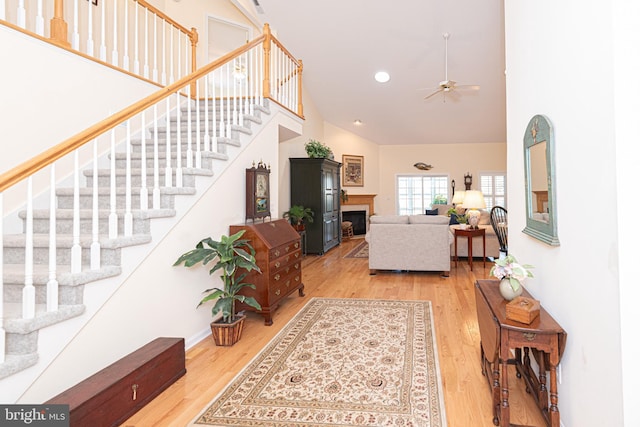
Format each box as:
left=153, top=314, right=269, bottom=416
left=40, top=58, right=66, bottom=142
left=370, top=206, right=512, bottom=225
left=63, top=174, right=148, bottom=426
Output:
left=189, top=27, right=199, bottom=97
left=262, top=23, right=272, bottom=100
left=297, top=59, right=304, bottom=117
left=50, top=0, right=70, bottom=47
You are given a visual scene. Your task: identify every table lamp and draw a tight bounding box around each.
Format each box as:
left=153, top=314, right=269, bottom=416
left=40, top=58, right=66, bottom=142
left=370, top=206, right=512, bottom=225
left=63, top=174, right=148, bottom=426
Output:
left=452, top=191, right=466, bottom=207
left=461, top=190, right=486, bottom=229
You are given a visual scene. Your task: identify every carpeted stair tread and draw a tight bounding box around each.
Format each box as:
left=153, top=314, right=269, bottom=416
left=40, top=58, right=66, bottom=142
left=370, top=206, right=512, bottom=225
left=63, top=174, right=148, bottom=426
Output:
left=3, top=304, right=86, bottom=332
left=19, top=208, right=176, bottom=220
left=56, top=186, right=197, bottom=197
left=0, top=354, right=39, bottom=380
left=3, top=233, right=153, bottom=249
left=3, top=264, right=121, bottom=286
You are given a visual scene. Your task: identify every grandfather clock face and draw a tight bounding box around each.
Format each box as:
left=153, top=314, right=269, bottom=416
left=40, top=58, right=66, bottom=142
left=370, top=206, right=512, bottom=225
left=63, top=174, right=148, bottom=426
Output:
left=246, top=163, right=271, bottom=221
left=464, top=174, right=472, bottom=190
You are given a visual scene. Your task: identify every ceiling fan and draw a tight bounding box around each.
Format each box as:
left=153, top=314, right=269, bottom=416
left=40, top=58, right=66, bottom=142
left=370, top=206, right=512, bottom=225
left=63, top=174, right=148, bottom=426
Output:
left=421, top=33, right=480, bottom=101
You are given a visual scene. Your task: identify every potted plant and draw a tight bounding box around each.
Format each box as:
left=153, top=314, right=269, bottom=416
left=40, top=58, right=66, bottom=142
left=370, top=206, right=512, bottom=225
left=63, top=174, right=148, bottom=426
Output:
left=283, top=205, right=314, bottom=231
left=489, top=254, right=534, bottom=301
left=173, top=230, right=262, bottom=346
left=304, top=139, right=334, bottom=159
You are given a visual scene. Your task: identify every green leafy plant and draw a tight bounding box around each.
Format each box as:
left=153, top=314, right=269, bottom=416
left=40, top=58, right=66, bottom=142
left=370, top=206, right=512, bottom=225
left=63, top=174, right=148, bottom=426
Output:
left=340, top=189, right=349, bottom=203
left=174, top=230, right=261, bottom=324
left=432, top=195, right=448, bottom=205
left=304, top=139, right=333, bottom=158
left=283, top=205, right=314, bottom=229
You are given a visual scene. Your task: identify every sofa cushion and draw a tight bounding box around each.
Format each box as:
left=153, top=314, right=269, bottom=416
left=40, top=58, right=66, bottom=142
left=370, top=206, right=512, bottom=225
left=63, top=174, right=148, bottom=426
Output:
left=425, top=208, right=439, bottom=215
left=449, top=215, right=459, bottom=225
left=433, top=204, right=453, bottom=216
left=479, top=210, right=491, bottom=225
left=370, top=215, right=409, bottom=224
left=409, top=215, right=450, bottom=224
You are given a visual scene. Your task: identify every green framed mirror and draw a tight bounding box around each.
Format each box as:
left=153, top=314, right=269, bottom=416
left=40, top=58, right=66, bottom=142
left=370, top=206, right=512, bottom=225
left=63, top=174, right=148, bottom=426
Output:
left=523, top=115, right=559, bottom=245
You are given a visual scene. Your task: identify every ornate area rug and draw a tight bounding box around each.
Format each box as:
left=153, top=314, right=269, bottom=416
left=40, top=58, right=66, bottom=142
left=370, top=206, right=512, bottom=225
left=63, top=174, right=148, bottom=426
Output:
left=344, top=240, right=368, bottom=258
left=190, top=298, right=447, bottom=426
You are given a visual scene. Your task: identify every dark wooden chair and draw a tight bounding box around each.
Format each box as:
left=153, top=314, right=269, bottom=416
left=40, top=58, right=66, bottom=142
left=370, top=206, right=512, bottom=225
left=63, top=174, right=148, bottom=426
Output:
left=490, top=206, right=508, bottom=256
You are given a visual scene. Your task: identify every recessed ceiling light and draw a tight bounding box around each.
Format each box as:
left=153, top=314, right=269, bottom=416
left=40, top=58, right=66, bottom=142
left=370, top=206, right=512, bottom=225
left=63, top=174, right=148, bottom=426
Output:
left=354, top=120, right=362, bottom=125
left=374, top=71, right=390, bottom=83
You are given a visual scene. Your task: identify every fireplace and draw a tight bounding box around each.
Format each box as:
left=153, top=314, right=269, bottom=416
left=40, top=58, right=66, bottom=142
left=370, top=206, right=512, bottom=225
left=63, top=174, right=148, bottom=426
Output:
left=342, top=210, right=367, bottom=235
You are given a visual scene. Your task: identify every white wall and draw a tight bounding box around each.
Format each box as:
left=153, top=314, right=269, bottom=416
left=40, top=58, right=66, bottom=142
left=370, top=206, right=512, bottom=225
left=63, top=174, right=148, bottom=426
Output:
left=505, top=1, right=639, bottom=425
left=0, top=26, right=159, bottom=175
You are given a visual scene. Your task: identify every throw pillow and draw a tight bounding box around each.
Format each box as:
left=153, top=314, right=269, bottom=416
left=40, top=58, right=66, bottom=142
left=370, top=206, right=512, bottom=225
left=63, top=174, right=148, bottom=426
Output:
left=449, top=215, right=459, bottom=225
left=425, top=208, right=439, bottom=215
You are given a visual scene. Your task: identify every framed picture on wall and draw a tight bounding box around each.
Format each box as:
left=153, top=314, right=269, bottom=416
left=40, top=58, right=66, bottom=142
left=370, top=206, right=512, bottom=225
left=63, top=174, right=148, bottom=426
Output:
left=342, top=155, right=364, bottom=187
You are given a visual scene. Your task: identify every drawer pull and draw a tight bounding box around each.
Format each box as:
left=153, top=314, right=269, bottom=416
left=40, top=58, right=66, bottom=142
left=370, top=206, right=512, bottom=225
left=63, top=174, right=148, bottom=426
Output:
left=274, top=274, right=280, bottom=281
left=275, top=289, right=281, bottom=296
left=286, top=280, right=290, bottom=288
left=274, top=250, right=280, bottom=257
left=285, top=246, right=290, bottom=252
left=275, top=261, right=281, bottom=268
left=132, top=384, right=139, bottom=400
left=294, top=242, right=299, bottom=248
left=523, top=332, right=536, bottom=341
left=295, top=263, right=300, bottom=269
left=295, top=276, right=300, bottom=282
left=295, top=252, right=300, bottom=258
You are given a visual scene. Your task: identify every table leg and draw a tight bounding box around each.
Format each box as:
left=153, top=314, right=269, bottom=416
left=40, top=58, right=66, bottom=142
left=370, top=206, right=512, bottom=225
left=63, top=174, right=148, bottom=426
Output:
left=455, top=235, right=459, bottom=267
left=468, top=235, right=474, bottom=271
left=550, top=364, right=560, bottom=427
left=482, top=233, right=486, bottom=267
left=500, top=331, right=511, bottom=427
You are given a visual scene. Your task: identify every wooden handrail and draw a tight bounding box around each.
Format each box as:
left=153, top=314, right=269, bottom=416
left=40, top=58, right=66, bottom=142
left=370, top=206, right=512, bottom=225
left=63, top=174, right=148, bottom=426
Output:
left=0, top=37, right=264, bottom=193
left=136, top=0, right=193, bottom=36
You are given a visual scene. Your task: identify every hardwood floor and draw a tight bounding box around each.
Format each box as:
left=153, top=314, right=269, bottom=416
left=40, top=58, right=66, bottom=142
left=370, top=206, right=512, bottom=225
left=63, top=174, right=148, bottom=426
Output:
left=123, top=238, right=547, bottom=427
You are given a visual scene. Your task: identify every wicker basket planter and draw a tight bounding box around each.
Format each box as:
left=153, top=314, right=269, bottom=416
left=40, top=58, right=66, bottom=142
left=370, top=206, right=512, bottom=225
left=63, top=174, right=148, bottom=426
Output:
left=210, top=315, right=246, bottom=346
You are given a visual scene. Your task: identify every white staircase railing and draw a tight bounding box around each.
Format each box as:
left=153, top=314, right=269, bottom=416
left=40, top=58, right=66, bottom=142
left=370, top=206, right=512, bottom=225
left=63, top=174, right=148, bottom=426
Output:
left=1, top=0, right=198, bottom=85
left=0, top=23, right=302, bottom=374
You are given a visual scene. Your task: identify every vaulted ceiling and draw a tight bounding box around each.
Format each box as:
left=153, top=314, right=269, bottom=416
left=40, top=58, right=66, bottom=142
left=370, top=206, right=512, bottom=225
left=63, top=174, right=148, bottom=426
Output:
left=254, top=0, right=506, bottom=146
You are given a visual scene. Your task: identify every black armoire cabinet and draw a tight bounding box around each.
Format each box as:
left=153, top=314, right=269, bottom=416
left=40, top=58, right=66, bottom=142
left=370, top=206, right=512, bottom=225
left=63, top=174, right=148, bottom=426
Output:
left=289, top=158, right=341, bottom=254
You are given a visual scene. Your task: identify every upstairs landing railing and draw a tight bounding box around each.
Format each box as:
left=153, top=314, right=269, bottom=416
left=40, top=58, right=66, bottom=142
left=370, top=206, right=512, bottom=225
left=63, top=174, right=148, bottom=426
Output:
left=1, top=0, right=197, bottom=85
left=0, top=23, right=302, bottom=366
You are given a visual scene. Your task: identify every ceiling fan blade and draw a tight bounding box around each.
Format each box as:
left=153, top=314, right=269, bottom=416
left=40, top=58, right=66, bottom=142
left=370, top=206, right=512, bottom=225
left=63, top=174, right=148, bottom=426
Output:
left=455, top=84, right=480, bottom=91
left=423, top=89, right=443, bottom=100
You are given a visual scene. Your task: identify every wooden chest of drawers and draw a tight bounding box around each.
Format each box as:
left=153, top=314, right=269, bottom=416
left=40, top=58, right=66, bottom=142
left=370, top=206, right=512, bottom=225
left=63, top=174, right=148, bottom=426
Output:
left=230, top=219, right=305, bottom=325
left=45, top=337, right=185, bottom=427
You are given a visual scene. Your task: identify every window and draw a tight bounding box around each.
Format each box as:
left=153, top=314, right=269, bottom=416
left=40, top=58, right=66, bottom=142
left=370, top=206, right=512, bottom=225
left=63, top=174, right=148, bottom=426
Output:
left=480, top=172, right=506, bottom=210
left=397, top=175, right=449, bottom=215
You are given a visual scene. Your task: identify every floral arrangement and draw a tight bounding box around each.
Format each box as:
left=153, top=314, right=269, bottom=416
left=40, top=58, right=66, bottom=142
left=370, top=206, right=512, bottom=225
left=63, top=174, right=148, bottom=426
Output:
left=489, top=255, right=534, bottom=292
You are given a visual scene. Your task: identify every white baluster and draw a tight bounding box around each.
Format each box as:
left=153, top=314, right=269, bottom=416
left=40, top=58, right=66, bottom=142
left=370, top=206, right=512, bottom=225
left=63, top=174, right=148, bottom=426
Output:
left=139, top=110, right=149, bottom=210
left=99, top=0, right=106, bottom=61
left=0, top=192, right=5, bottom=363
left=23, top=177, right=35, bottom=319
left=109, top=129, right=118, bottom=239
left=203, top=75, right=210, bottom=152
left=122, top=0, right=130, bottom=71
left=47, top=165, right=58, bottom=312
left=219, top=69, right=225, bottom=140
left=152, top=104, right=160, bottom=208
left=91, top=140, right=100, bottom=270
left=143, top=7, right=149, bottom=78
left=0, top=0, right=6, bottom=21
left=35, top=0, right=44, bottom=36
left=133, top=2, right=139, bottom=74
left=17, top=0, right=26, bottom=29
left=169, top=25, right=174, bottom=84
left=175, top=92, right=183, bottom=187
left=164, top=97, right=173, bottom=187
left=186, top=85, right=193, bottom=168
left=161, top=20, right=167, bottom=85
left=233, top=60, right=238, bottom=127
left=112, top=0, right=119, bottom=66
left=244, top=51, right=250, bottom=117
left=211, top=72, right=217, bottom=146
left=195, top=81, right=201, bottom=168
left=71, top=151, right=82, bottom=273
left=124, top=120, right=133, bottom=236
left=176, top=31, right=181, bottom=81
left=226, top=63, right=231, bottom=138
left=72, top=0, right=79, bottom=50
left=152, top=13, right=158, bottom=82
left=87, top=0, right=94, bottom=56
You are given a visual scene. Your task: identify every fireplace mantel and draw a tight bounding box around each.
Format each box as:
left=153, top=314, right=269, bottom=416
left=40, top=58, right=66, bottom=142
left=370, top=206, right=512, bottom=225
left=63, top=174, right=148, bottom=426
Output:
left=342, top=194, right=376, bottom=216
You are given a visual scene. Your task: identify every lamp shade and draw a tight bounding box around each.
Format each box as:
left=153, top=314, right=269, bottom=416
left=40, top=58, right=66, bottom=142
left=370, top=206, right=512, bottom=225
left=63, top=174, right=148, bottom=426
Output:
left=452, top=191, right=466, bottom=205
left=461, top=190, right=486, bottom=210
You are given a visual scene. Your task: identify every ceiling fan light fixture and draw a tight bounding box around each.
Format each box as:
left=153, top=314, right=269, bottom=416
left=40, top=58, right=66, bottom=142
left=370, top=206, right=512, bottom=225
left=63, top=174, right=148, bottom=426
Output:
left=374, top=71, right=390, bottom=83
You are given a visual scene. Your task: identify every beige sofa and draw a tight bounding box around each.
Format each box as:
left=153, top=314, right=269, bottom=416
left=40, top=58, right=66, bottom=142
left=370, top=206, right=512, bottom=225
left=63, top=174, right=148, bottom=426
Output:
left=366, top=215, right=453, bottom=276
